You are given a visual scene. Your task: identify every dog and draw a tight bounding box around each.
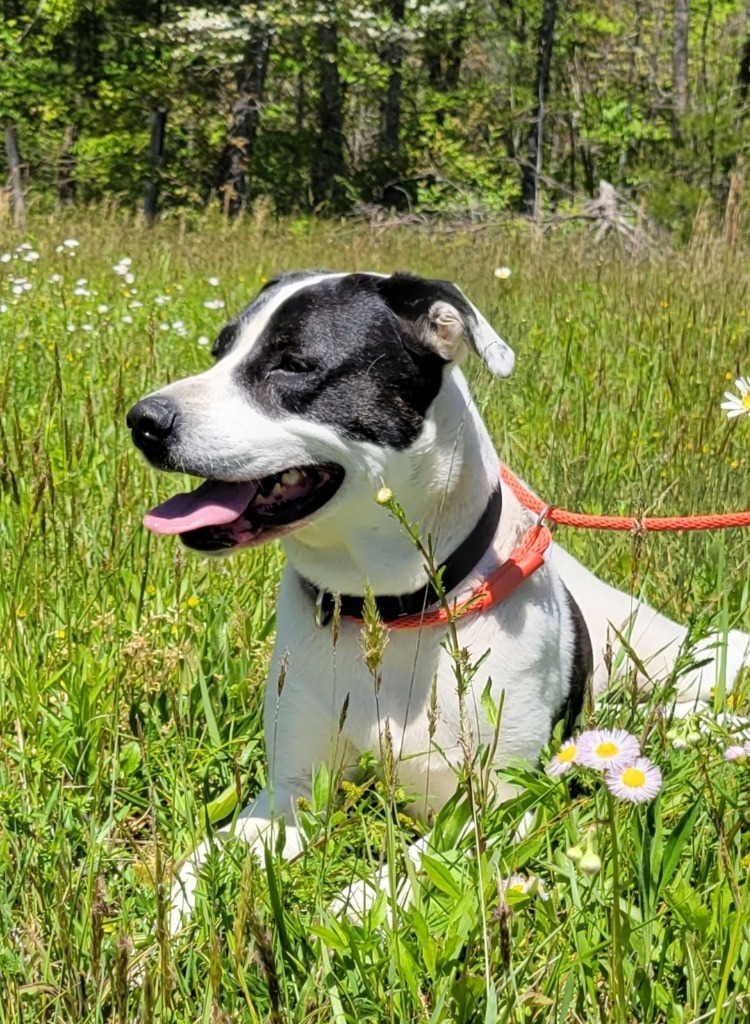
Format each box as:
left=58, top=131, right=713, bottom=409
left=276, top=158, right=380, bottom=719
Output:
left=127, top=270, right=750, bottom=927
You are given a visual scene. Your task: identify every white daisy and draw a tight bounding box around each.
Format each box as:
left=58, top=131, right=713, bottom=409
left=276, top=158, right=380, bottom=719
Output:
left=576, top=728, right=640, bottom=771
left=501, top=874, right=549, bottom=900
left=721, top=376, right=750, bottom=419
left=546, top=738, right=578, bottom=777
left=197, top=335, right=211, bottom=346
left=724, top=744, right=747, bottom=762
left=494, top=266, right=512, bottom=280
left=604, top=757, right=662, bottom=803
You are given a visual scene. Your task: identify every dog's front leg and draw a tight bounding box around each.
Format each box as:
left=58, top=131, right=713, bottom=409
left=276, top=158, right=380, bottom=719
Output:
left=169, top=786, right=304, bottom=934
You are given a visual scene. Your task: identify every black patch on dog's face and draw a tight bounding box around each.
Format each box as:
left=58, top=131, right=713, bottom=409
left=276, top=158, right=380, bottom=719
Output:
left=223, top=274, right=449, bottom=449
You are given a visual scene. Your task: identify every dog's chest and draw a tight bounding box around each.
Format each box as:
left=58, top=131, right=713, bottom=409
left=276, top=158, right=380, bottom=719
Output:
left=267, top=570, right=571, bottom=805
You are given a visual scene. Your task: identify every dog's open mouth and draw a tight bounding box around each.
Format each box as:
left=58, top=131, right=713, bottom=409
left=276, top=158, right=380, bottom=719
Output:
left=142, top=464, right=345, bottom=551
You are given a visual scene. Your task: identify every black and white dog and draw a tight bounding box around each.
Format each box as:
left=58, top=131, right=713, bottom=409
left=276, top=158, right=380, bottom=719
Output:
left=127, top=270, right=749, bottom=926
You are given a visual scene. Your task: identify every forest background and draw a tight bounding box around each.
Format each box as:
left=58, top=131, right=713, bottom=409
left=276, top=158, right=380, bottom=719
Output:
left=3, top=0, right=750, bottom=231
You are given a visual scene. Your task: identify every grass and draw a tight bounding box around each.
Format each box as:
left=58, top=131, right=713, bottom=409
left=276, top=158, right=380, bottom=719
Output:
left=2, top=211, right=750, bottom=1022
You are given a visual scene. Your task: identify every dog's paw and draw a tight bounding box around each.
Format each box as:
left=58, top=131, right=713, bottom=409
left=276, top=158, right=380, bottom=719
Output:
left=167, top=839, right=215, bottom=935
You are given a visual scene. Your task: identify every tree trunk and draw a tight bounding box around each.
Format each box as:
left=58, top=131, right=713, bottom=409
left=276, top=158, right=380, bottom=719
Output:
left=375, top=0, right=406, bottom=205
left=738, top=1, right=750, bottom=110
left=4, top=124, right=26, bottom=226
left=672, top=0, right=690, bottom=137
left=143, top=110, right=167, bottom=224
left=379, top=0, right=405, bottom=160
left=311, top=14, right=348, bottom=210
left=520, top=0, right=559, bottom=218
left=218, top=24, right=272, bottom=218
left=58, top=125, right=78, bottom=205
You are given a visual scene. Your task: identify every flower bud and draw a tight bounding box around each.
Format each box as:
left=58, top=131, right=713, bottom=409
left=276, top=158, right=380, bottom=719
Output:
left=579, top=850, right=602, bottom=877
left=375, top=487, right=394, bottom=506
left=565, top=844, right=584, bottom=863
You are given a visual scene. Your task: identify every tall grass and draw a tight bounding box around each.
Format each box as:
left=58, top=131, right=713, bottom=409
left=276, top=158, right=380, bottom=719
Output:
left=1, top=213, right=750, bottom=1023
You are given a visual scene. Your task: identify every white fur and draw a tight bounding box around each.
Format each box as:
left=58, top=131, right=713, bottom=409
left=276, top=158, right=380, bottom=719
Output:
left=150, top=275, right=749, bottom=930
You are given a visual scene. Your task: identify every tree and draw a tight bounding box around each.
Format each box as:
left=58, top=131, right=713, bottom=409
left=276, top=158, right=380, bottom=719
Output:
left=672, top=0, right=690, bottom=138
left=520, top=0, right=559, bottom=218
left=217, top=13, right=272, bottom=217
left=311, top=1, right=348, bottom=209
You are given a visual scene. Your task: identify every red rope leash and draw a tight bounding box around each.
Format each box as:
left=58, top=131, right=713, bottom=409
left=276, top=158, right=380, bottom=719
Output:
left=500, top=464, right=750, bottom=533
left=349, top=464, right=750, bottom=631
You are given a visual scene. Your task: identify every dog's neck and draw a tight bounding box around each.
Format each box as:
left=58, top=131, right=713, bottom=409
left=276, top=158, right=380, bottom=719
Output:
left=281, top=369, right=501, bottom=596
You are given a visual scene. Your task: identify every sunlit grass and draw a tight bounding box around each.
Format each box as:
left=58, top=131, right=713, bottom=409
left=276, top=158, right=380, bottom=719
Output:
left=1, top=213, right=750, bottom=1022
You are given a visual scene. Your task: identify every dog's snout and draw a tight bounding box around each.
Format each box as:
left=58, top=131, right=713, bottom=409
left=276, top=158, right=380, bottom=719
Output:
left=127, top=396, right=178, bottom=453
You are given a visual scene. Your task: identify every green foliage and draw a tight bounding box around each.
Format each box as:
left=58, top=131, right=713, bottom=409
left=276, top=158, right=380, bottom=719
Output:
left=2, top=1, right=750, bottom=222
left=1, top=218, right=750, bottom=1020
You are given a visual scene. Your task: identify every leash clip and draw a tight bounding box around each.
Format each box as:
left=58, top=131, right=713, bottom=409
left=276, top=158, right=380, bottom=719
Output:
left=536, top=504, right=556, bottom=530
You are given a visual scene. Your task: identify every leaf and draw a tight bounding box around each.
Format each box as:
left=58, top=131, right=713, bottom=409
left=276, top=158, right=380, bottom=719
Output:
left=659, top=801, right=701, bottom=893
left=480, top=677, right=499, bottom=729
left=421, top=853, right=463, bottom=900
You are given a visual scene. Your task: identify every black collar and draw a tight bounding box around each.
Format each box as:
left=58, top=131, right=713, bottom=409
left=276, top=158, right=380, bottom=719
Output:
left=300, top=485, right=503, bottom=626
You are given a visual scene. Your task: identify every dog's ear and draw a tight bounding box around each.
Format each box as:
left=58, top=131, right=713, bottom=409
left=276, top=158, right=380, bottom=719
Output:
left=374, top=273, right=515, bottom=377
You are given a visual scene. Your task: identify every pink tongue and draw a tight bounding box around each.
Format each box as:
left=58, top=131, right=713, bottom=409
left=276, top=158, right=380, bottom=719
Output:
left=143, top=480, right=259, bottom=535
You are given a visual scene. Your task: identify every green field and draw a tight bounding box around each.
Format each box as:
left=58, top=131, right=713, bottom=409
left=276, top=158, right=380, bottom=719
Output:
left=2, top=215, right=750, bottom=1023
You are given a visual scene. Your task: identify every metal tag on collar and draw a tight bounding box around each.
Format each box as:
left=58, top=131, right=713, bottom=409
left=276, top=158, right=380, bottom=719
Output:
left=314, top=588, right=335, bottom=628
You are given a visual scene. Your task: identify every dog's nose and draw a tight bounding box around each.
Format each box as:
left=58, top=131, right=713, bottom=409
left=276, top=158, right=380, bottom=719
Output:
left=127, top=396, right=178, bottom=452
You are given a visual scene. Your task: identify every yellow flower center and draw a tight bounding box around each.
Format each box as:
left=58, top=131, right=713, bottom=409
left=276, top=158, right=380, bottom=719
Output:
left=509, top=884, right=524, bottom=893
left=558, top=745, right=577, bottom=763
left=621, top=767, right=646, bottom=788
left=742, top=392, right=750, bottom=411
left=595, top=741, right=619, bottom=758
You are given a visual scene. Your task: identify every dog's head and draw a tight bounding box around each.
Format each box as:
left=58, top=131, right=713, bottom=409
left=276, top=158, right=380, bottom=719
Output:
left=127, top=270, right=514, bottom=554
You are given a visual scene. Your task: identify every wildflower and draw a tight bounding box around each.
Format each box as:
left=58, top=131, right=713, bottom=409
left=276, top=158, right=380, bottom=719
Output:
left=63, top=239, right=79, bottom=248
left=501, top=874, right=549, bottom=900
left=122, top=315, right=134, bottom=324
left=576, top=728, right=640, bottom=771
left=73, top=287, right=91, bottom=297
left=203, top=298, right=225, bottom=310
left=494, top=266, right=512, bottom=280
left=547, top=737, right=578, bottom=777
left=207, top=276, right=220, bottom=286
left=186, top=596, right=200, bottom=608
left=22, top=250, right=40, bottom=262
left=604, top=757, right=662, bottom=803
left=154, top=295, right=171, bottom=306
left=721, top=377, right=750, bottom=419
left=97, top=304, right=109, bottom=314
left=375, top=486, right=394, bottom=505
left=724, top=744, right=747, bottom=762
left=49, top=273, right=63, bottom=284
left=124, top=273, right=135, bottom=285
left=0, top=253, right=11, bottom=263
left=197, top=335, right=210, bottom=346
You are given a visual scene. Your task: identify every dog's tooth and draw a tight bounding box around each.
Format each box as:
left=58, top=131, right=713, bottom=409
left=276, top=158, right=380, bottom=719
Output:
left=271, top=482, right=284, bottom=497
left=281, top=469, right=301, bottom=485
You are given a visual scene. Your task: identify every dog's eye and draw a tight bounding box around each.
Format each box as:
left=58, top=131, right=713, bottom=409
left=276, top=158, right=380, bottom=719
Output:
left=275, top=353, right=310, bottom=375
